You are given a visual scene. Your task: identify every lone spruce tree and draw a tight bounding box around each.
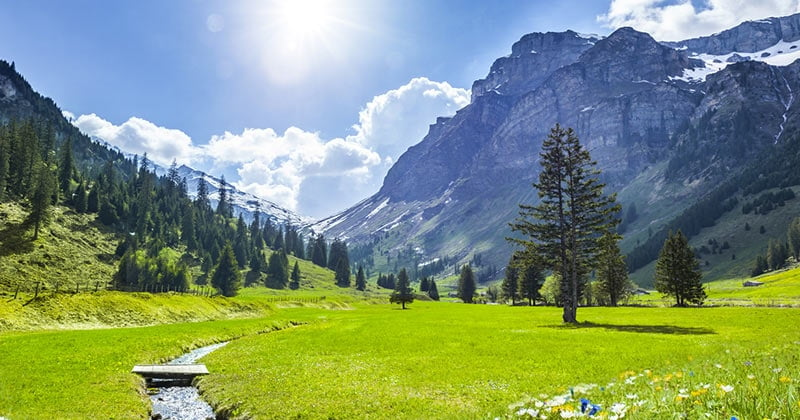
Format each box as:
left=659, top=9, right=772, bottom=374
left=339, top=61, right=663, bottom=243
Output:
left=510, top=124, right=619, bottom=323
left=390, top=268, right=414, bottom=309
left=654, top=230, right=706, bottom=306
left=457, top=264, right=477, bottom=303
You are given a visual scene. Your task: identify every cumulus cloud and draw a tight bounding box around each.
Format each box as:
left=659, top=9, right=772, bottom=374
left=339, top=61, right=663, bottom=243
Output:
left=72, top=113, right=201, bottom=167
left=599, top=0, right=800, bottom=41
left=67, top=77, right=470, bottom=218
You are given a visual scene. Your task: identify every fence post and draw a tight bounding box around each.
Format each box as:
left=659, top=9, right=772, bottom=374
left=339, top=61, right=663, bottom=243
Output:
left=14, top=284, right=19, bottom=299
left=95, top=282, right=99, bottom=292
left=34, top=282, right=40, bottom=299
left=76, top=282, right=80, bottom=293
left=55, top=281, right=59, bottom=294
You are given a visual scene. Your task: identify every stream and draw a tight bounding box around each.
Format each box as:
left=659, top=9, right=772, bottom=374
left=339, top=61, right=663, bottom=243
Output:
left=149, top=342, right=229, bottom=420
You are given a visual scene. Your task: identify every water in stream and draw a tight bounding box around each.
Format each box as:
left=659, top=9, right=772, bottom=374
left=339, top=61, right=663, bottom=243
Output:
left=149, top=342, right=229, bottom=420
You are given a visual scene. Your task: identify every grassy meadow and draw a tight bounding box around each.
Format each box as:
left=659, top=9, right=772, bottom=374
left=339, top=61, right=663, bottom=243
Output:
left=0, top=266, right=799, bottom=418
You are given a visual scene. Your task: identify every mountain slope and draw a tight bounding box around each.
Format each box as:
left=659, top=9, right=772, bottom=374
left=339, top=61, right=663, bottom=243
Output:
left=314, top=14, right=800, bottom=285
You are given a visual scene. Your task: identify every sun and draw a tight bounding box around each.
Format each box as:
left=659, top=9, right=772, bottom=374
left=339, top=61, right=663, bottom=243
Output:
left=276, top=0, right=333, bottom=39
left=244, top=0, right=363, bottom=84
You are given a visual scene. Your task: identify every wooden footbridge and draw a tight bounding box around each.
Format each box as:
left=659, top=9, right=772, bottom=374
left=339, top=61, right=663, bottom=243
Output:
left=132, top=364, right=209, bottom=385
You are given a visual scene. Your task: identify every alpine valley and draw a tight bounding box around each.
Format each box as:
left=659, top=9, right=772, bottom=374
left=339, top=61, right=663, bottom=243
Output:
left=313, top=13, right=800, bottom=287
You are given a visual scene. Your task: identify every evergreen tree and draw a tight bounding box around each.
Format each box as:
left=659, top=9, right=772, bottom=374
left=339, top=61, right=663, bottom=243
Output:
left=211, top=243, right=242, bottom=297
left=501, top=254, right=521, bottom=304
left=355, top=265, right=366, bottom=291
left=181, top=207, right=198, bottom=250
left=73, top=179, right=88, bottom=213
left=273, top=226, right=285, bottom=251
left=26, top=162, right=55, bottom=240
left=457, top=264, right=477, bottom=303
left=509, top=124, right=619, bottom=323
left=654, top=230, right=706, bottom=306
left=419, top=277, right=430, bottom=292
left=329, top=238, right=351, bottom=286
left=788, top=217, right=800, bottom=261
left=752, top=254, right=768, bottom=277
left=87, top=186, right=99, bottom=213
left=216, top=175, right=230, bottom=218
left=0, top=129, right=8, bottom=201
left=389, top=268, right=414, bottom=309
left=311, top=234, right=327, bottom=267
left=266, top=249, right=289, bottom=289
left=386, top=273, right=396, bottom=289
left=290, top=261, right=301, bottom=290
left=427, top=279, right=440, bottom=301
left=58, top=137, right=75, bottom=197
left=595, top=231, right=631, bottom=306
left=196, top=174, right=210, bottom=209
left=518, top=262, right=544, bottom=305
left=767, top=239, right=788, bottom=271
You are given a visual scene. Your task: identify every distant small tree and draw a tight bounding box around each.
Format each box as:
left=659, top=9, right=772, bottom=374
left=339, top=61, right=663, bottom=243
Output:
left=788, top=217, right=800, bottom=261
left=428, top=279, right=440, bottom=301
left=355, top=265, right=366, bottom=291
left=266, top=250, right=289, bottom=289
left=419, top=277, right=430, bottom=292
left=58, top=137, right=75, bottom=197
left=767, top=239, right=789, bottom=271
left=501, top=255, right=520, bottom=304
left=654, top=230, right=705, bottom=306
left=752, top=254, right=768, bottom=277
left=518, top=262, right=544, bottom=305
left=457, top=264, right=477, bottom=303
left=26, top=162, right=56, bottom=240
left=485, top=285, right=499, bottom=303
left=290, top=261, right=301, bottom=290
left=390, top=268, right=414, bottom=309
left=211, top=243, right=242, bottom=297
left=595, top=231, right=632, bottom=306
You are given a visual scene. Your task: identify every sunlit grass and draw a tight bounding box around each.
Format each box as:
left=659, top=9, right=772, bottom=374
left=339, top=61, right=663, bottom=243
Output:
left=199, top=304, right=800, bottom=418
left=0, top=317, right=297, bottom=419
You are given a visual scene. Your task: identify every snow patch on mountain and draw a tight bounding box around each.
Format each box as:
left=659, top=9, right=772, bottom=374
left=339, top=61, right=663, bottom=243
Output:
left=671, top=39, right=800, bottom=83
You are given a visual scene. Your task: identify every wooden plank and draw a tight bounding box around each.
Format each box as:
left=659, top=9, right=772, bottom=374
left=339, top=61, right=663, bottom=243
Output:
left=131, top=364, right=209, bottom=379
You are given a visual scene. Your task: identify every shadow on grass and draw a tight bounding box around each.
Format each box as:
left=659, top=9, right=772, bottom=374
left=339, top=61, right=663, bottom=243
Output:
left=548, top=321, right=716, bottom=335
left=0, top=221, right=33, bottom=256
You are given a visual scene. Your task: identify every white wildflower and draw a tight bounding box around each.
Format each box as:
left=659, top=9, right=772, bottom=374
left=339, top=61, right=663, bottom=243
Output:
left=625, top=394, right=638, bottom=400
left=720, top=384, right=734, bottom=393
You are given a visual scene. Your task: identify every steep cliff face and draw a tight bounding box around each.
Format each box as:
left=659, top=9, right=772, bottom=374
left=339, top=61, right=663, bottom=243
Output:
left=471, top=31, right=600, bottom=100
left=313, top=14, right=800, bottom=281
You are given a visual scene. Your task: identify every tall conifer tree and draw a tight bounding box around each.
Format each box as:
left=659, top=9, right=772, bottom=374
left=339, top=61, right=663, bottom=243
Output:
left=510, top=124, right=619, bottom=323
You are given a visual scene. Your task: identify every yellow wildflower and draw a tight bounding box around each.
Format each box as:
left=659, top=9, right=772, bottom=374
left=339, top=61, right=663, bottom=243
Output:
left=655, top=385, right=662, bottom=391
left=675, top=371, right=684, bottom=378
left=779, top=376, right=791, bottom=383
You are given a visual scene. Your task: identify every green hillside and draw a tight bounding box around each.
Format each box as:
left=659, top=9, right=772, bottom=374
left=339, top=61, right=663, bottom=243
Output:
left=0, top=201, right=117, bottom=293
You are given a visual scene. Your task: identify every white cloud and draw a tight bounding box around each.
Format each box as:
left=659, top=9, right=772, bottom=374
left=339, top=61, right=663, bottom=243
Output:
left=599, top=0, right=800, bottom=41
left=67, top=77, right=470, bottom=218
left=71, top=113, right=201, bottom=167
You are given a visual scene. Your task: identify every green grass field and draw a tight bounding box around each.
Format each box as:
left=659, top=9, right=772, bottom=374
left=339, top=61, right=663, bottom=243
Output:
left=2, top=251, right=800, bottom=419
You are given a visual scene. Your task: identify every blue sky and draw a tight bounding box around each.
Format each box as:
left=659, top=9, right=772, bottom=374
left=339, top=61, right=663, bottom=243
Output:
left=1, top=0, right=797, bottom=218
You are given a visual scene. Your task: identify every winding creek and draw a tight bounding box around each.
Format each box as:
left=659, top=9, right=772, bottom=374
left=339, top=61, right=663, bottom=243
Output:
left=149, top=342, right=229, bottom=420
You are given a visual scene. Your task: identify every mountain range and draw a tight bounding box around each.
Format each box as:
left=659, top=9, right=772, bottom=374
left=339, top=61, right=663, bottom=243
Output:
left=5, top=13, right=800, bottom=287
left=312, top=13, right=800, bottom=285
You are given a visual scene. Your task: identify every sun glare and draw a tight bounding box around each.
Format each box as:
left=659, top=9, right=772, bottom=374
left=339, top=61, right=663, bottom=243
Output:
left=277, top=0, right=332, bottom=38
left=249, top=0, right=360, bottom=84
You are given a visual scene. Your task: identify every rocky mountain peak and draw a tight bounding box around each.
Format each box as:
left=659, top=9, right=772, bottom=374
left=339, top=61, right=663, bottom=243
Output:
left=471, top=30, right=599, bottom=101
left=578, top=26, right=691, bottom=82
